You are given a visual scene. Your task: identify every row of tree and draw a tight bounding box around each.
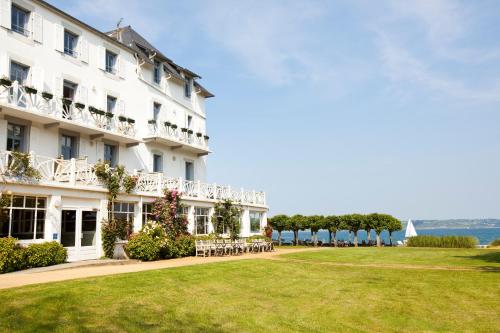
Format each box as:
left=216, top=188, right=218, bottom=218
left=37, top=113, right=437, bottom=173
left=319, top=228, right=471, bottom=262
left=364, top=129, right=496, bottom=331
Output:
left=268, top=214, right=402, bottom=247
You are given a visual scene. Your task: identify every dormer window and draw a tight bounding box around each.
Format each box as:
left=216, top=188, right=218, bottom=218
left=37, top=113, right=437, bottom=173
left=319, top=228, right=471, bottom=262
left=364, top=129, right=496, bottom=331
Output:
left=105, top=50, right=117, bottom=74
left=64, top=30, right=78, bottom=57
left=184, top=77, right=192, bottom=98
left=153, top=61, right=161, bottom=84
left=11, top=5, right=30, bottom=37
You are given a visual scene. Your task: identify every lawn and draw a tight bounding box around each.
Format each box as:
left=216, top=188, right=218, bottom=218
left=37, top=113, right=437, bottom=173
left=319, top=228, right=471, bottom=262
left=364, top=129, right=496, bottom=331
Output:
left=0, top=248, right=498, bottom=332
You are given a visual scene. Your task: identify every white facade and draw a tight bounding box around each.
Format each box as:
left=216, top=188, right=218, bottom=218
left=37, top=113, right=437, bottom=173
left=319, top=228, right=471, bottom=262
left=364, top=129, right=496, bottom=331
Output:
left=0, top=0, right=267, bottom=261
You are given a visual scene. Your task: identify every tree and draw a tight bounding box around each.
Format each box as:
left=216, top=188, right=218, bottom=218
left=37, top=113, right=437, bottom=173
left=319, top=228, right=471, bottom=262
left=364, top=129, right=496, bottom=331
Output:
left=308, top=215, right=324, bottom=247
left=385, top=215, right=402, bottom=246
left=362, top=216, right=373, bottom=245
left=324, top=215, right=342, bottom=247
left=342, top=214, right=365, bottom=247
left=268, top=214, right=289, bottom=246
left=289, top=214, right=306, bottom=246
left=211, top=200, right=242, bottom=240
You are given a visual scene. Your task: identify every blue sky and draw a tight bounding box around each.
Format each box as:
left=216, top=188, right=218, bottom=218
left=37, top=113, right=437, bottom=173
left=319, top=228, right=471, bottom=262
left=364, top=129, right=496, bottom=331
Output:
left=49, top=0, right=500, bottom=219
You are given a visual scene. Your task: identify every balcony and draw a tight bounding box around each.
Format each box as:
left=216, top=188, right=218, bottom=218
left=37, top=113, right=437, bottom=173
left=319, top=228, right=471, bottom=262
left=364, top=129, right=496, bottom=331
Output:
left=0, top=82, right=139, bottom=145
left=0, top=150, right=266, bottom=206
left=143, top=122, right=211, bottom=156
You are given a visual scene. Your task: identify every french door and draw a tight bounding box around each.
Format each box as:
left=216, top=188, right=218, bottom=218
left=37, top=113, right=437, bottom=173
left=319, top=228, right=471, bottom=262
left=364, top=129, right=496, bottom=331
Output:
left=61, top=209, right=98, bottom=261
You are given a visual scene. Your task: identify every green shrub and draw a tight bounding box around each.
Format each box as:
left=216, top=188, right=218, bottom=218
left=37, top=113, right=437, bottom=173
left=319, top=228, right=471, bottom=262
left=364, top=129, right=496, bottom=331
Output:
left=489, top=239, right=500, bottom=247
left=24, top=242, right=67, bottom=268
left=407, top=235, right=478, bottom=248
left=159, top=235, right=195, bottom=259
left=126, top=233, right=160, bottom=261
left=101, top=218, right=131, bottom=258
left=246, top=235, right=271, bottom=243
left=0, top=237, right=25, bottom=273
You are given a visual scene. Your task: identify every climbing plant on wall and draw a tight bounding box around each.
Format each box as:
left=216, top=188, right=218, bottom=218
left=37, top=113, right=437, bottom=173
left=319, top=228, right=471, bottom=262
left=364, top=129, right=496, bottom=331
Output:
left=151, top=189, right=189, bottom=238
left=211, top=200, right=242, bottom=240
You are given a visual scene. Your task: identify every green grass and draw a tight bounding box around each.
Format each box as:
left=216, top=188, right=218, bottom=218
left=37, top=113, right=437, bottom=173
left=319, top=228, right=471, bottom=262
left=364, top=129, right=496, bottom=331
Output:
left=0, top=248, right=499, bottom=332
left=282, top=247, right=500, bottom=268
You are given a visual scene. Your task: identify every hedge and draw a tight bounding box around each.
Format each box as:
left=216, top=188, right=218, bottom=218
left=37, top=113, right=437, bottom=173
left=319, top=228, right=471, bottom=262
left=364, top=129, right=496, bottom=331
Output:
left=407, top=235, right=478, bottom=248
left=0, top=238, right=67, bottom=273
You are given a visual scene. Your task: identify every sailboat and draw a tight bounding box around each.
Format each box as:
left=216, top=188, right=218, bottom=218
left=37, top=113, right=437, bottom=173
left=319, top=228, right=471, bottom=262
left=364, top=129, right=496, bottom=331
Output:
left=405, top=219, right=418, bottom=239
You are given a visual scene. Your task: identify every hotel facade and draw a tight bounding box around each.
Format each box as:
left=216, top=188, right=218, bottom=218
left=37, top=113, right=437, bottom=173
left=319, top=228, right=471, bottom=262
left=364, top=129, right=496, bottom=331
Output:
left=0, top=0, right=267, bottom=261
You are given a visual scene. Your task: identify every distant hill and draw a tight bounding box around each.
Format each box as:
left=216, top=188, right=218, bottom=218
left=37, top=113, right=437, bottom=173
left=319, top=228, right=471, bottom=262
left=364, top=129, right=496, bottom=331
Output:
left=410, top=219, right=500, bottom=229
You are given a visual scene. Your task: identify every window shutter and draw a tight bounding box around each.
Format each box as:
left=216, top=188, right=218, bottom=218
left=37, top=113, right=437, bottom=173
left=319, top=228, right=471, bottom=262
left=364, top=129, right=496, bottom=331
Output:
left=32, top=13, right=43, bottom=43
left=118, top=99, right=125, bottom=115
left=31, top=67, right=44, bottom=91
left=0, top=0, right=11, bottom=29
left=54, top=76, right=63, bottom=98
left=117, top=55, right=125, bottom=78
left=77, top=86, right=88, bottom=104
left=98, top=46, right=105, bottom=70
left=54, top=24, right=64, bottom=52
left=79, top=37, right=89, bottom=63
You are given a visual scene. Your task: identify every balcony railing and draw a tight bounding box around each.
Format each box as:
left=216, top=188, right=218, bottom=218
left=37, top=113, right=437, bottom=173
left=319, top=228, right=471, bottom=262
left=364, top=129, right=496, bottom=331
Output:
left=147, top=122, right=209, bottom=152
left=0, top=150, right=266, bottom=206
left=0, top=81, right=136, bottom=138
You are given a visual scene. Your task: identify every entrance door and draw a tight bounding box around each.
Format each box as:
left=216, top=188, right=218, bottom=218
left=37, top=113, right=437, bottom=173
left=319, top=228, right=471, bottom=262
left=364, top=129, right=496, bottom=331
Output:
left=61, top=209, right=98, bottom=261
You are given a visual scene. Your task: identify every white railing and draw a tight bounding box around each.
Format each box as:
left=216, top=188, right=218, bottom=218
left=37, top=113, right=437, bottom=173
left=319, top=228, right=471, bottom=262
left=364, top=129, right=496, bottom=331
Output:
left=148, top=122, right=209, bottom=150
left=0, top=151, right=266, bottom=206
left=0, top=81, right=136, bottom=137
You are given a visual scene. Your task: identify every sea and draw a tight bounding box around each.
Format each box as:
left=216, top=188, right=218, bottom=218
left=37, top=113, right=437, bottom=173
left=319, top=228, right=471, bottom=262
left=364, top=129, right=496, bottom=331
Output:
left=272, top=228, right=500, bottom=246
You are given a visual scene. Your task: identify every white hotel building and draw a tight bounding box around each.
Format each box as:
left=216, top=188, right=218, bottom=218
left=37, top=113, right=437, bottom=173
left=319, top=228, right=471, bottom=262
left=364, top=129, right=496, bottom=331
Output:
left=0, top=0, right=267, bottom=261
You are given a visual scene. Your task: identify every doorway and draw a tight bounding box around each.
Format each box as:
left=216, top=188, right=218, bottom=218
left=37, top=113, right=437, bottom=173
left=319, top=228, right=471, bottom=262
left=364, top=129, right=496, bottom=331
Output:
left=61, top=209, right=98, bottom=261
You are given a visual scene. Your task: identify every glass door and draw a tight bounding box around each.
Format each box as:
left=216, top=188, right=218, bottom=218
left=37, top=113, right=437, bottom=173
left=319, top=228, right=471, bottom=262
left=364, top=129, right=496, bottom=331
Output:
left=81, top=211, right=97, bottom=247
left=61, top=209, right=98, bottom=261
left=61, top=210, right=77, bottom=247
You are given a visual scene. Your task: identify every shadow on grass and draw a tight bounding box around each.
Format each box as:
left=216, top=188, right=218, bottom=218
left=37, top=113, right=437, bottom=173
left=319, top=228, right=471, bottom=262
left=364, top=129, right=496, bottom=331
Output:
left=454, top=251, right=500, bottom=272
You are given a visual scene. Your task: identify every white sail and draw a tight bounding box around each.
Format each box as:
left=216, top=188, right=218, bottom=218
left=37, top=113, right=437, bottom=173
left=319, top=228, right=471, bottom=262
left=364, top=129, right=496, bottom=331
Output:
left=405, top=219, right=418, bottom=238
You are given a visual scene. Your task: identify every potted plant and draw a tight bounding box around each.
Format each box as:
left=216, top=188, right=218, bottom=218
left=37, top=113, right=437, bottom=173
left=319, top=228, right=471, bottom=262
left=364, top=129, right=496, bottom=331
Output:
left=41, top=92, right=53, bottom=100
left=204, top=135, right=210, bottom=140
left=164, top=121, right=171, bottom=127
left=105, top=112, right=114, bottom=118
left=127, top=118, right=135, bottom=124
left=171, top=124, right=178, bottom=129
left=61, top=97, right=72, bottom=106
left=118, top=115, right=127, bottom=122
left=187, top=129, right=194, bottom=135
left=75, top=102, right=85, bottom=110
left=88, top=106, right=99, bottom=114
left=148, top=119, right=156, bottom=125
left=0, top=76, right=12, bottom=87
left=181, top=127, right=188, bottom=133
left=23, top=86, right=37, bottom=95
left=196, top=132, right=203, bottom=138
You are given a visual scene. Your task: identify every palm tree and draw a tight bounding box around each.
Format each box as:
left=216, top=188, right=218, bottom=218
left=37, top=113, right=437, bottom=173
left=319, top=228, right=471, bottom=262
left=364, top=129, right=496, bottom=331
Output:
left=268, top=214, right=289, bottom=246
left=385, top=215, right=402, bottom=246
left=324, top=215, right=342, bottom=247
left=289, top=214, right=306, bottom=246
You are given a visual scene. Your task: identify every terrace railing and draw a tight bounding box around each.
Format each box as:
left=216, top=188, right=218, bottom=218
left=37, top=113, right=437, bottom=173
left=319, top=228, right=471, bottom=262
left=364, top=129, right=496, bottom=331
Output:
left=0, top=81, right=136, bottom=137
left=147, top=122, right=209, bottom=150
left=0, top=151, right=266, bottom=206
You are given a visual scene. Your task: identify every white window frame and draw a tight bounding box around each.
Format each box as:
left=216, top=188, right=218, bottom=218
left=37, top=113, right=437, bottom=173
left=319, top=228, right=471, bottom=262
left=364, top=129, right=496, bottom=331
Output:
left=0, top=194, right=47, bottom=241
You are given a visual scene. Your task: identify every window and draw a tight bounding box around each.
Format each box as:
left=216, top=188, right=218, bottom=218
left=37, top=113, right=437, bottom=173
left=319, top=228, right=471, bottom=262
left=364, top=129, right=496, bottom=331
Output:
left=105, top=50, right=117, bottom=74
left=9, top=62, right=29, bottom=85
left=11, top=5, right=30, bottom=37
left=153, top=154, right=162, bottom=172
left=107, top=96, right=117, bottom=114
left=153, top=61, right=161, bottom=84
left=185, top=161, right=194, bottom=181
left=63, top=80, right=77, bottom=100
left=194, top=207, right=209, bottom=235
left=184, top=77, right=192, bottom=98
left=7, top=123, right=26, bottom=152
left=178, top=206, right=189, bottom=218
left=250, top=211, right=262, bottom=233
left=0, top=195, right=46, bottom=240
left=104, top=144, right=117, bottom=167
left=142, top=203, right=153, bottom=226
left=153, top=103, right=161, bottom=122
left=64, top=30, right=79, bottom=57
left=111, top=202, right=135, bottom=229
left=187, top=115, right=193, bottom=129
left=60, top=134, right=77, bottom=160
